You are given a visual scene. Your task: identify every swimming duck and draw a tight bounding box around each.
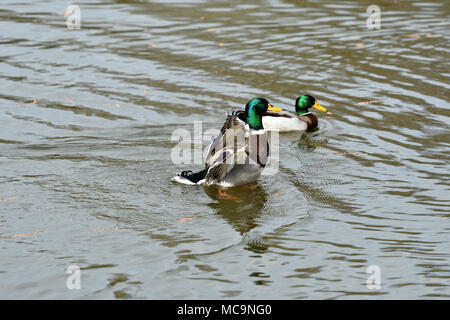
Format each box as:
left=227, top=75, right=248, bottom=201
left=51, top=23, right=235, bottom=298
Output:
left=172, top=98, right=282, bottom=187
left=262, top=94, right=327, bottom=132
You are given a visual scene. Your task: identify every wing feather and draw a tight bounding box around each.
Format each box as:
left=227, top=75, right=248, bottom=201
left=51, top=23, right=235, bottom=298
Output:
left=205, top=114, right=247, bottom=168
left=205, top=147, right=248, bottom=184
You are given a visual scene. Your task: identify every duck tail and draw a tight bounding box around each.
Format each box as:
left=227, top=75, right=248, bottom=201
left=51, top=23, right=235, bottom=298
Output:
left=232, top=110, right=246, bottom=122
left=171, top=168, right=208, bottom=185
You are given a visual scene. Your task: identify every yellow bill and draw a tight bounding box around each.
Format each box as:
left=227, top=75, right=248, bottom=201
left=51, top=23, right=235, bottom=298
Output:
left=312, top=101, right=327, bottom=112
left=268, top=104, right=283, bottom=111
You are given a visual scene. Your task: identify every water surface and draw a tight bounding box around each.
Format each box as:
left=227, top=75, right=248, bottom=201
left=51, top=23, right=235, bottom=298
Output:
left=0, top=0, right=449, bottom=299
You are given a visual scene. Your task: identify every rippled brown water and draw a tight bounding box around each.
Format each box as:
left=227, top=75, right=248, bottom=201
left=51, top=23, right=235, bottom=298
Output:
left=0, top=0, right=449, bottom=299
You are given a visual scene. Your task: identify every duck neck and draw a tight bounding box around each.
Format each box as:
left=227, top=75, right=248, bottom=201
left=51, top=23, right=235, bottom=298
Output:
left=296, top=109, right=311, bottom=116
left=247, top=108, right=263, bottom=130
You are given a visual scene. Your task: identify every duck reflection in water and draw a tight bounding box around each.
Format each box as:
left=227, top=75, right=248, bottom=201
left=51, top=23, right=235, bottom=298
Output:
left=204, top=182, right=268, bottom=235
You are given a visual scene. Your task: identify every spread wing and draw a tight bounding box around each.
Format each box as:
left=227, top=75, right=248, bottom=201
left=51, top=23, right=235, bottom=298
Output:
left=204, top=147, right=249, bottom=184
left=204, top=129, right=269, bottom=185
left=204, top=113, right=248, bottom=168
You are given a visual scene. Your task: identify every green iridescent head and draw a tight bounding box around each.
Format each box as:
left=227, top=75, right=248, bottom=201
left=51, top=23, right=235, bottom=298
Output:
left=295, top=95, right=327, bottom=115
left=245, top=97, right=282, bottom=130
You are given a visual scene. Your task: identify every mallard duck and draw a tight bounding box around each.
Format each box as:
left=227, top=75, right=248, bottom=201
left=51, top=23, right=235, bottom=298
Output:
left=172, top=98, right=282, bottom=187
left=262, top=94, right=327, bottom=132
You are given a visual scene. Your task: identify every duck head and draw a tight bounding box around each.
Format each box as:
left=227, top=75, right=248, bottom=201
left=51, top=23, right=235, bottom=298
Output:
left=245, top=97, right=282, bottom=130
left=295, top=95, right=327, bottom=115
